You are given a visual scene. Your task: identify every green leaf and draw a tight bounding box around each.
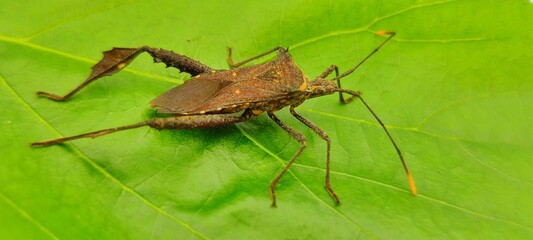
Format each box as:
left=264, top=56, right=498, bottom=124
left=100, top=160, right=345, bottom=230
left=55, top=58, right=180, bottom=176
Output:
left=1, top=0, right=532, bottom=239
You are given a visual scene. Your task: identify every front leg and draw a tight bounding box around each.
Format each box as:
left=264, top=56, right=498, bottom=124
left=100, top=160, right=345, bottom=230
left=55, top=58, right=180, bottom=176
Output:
left=316, top=64, right=356, bottom=104
left=37, top=47, right=213, bottom=101
left=267, top=111, right=307, bottom=207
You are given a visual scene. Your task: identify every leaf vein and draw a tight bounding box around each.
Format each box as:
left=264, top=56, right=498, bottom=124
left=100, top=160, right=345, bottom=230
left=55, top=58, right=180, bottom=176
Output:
left=456, top=140, right=533, bottom=186
left=300, top=107, right=530, bottom=147
left=289, top=0, right=461, bottom=50
left=0, top=35, right=182, bottom=84
left=236, top=125, right=380, bottom=239
left=25, top=0, right=136, bottom=40
left=0, top=191, right=60, bottom=240
left=0, top=75, right=210, bottom=240
left=363, top=0, right=459, bottom=30
left=291, top=157, right=533, bottom=232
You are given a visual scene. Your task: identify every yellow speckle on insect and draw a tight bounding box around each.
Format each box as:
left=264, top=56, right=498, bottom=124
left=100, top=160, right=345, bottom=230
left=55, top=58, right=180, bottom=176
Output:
left=235, top=89, right=241, bottom=95
left=199, top=111, right=206, bottom=114
left=211, top=70, right=216, bottom=73
left=232, top=72, right=237, bottom=77
left=299, top=77, right=308, bottom=90
left=117, top=63, right=127, bottom=69
left=216, top=107, right=222, bottom=111
left=252, top=109, right=264, bottom=115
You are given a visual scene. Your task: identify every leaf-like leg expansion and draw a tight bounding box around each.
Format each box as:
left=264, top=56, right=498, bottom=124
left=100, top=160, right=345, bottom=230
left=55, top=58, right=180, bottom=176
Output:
left=37, top=47, right=213, bottom=101
left=31, top=110, right=255, bottom=147
left=289, top=106, right=340, bottom=205
left=267, top=111, right=307, bottom=207
left=227, top=46, right=284, bottom=68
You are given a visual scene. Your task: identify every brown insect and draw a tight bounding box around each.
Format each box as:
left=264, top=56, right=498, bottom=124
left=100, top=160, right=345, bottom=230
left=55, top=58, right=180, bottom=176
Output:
left=32, top=31, right=416, bottom=207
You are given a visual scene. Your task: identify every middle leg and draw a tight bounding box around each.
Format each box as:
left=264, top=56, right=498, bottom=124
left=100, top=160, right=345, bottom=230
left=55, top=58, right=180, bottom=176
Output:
left=317, top=64, right=357, bottom=104
left=289, top=106, right=340, bottom=205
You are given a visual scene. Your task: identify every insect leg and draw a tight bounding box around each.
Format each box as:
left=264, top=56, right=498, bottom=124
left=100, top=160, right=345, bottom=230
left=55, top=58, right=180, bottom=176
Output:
left=143, top=47, right=213, bottom=76
left=267, top=111, right=307, bottom=207
left=147, top=109, right=254, bottom=130
left=289, top=107, right=340, bottom=205
left=317, top=65, right=339, bottom=79
left=31, top=110, right=255, bottom=147
left=227, top=46, right=284, bottom=68
left=317, top=64, right=353, bottom=103
left=37, top=47, right=212, bottom=101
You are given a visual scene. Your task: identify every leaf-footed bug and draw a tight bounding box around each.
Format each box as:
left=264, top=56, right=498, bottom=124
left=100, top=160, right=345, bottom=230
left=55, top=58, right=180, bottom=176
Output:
left=32, top=31, right=416, bottom=207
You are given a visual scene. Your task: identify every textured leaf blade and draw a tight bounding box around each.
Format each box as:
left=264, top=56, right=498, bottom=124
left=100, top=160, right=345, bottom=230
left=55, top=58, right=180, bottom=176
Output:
left=1, top=0, right=532, bottom=239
